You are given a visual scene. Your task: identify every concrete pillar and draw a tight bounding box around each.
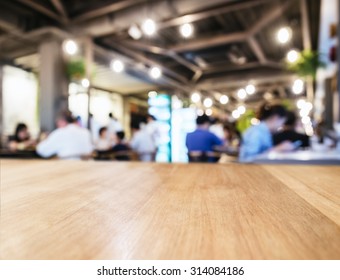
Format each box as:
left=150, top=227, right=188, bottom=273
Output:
left=122, top=96, right=131, bottom=139
left=0, top=64, right=3, bottom=146
left=39, top=39, right=68, bottom=132
left=337, top=0, right=340, bottom=121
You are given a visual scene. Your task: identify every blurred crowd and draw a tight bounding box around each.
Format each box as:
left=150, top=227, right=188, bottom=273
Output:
left=3, top=101, right=338, bottom=163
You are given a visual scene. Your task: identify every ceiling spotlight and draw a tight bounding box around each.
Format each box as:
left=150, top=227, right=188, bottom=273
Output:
left=292, top=79, right=304, bottom=94
left=81, top=78, right=90, bottom=88
left=205, top=109, right=212, bottom=116
left=142, top=19, right=156, bottom=36
left=246, top=84, right=256, bottom=95
left=237, top=88, right=247, bottom=99
left=287, top=49, right=300, bottom=63
left=203, top=98, right=213, bottom=108
left=219, top=95, right=229, bottom=104
left=63, top=39, right=78, bottom=55
left=237, top=105, right=246, bottom=115
left=179, top=23, right=194, bottom=38
left=110, top=59, right=124, bottom=73
left=296, top=99, right=306, bottom=109
left=191, top=92, right=201, bottom=103
left=128, top=24, right=142, bottom=40
left=251, top=118, right=260, bottom=125
left=197, top=109, right=204, bottom=116
left=277, top=27, right=292, bottom=44
left=301, top=116, right=311, bottom=125
left=148, top=91, right=157, bottom=98
left=232, top=110, right=240, bottom=119
left=149, top=66, right=162, bottom=79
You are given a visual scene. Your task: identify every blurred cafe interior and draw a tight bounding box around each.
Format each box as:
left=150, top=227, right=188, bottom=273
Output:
left=1, top=0, right=340, bottom=260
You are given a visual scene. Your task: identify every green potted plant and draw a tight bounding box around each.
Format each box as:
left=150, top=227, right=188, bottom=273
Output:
left=65, top=59, right=86, bottom=81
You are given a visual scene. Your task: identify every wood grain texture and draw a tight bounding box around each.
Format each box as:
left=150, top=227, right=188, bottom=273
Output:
left=1, top=160, right=340, bottom=260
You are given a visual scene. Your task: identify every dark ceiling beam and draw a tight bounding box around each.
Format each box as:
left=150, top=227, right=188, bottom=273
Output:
left=16, top=0, right=65, bottom=23
left=168, top=1, right=294, bottom=53
left=197, top=72, right=294, bottom=91
left=71, top=0, right=149, bottom=23
left=204, top=62, right=265, bottom=74
left=247, top=37, right=267, bottom=64
left=170, top=32, right=247, bottom=53
left=248, top=0, right=295, bottom=35
left=203, top=61, right=284, bottom=75
left=50, top=0, right=69, bottom=22
left=300, top=0, right=312, bottom=50
left=119, top=40, right=200, bottom=72
left=111, top=41, right=189, bottom=84
left=157, top=0, right=271, bottom=30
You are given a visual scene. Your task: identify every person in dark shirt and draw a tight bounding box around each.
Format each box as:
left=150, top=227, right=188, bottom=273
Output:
left=273, top=111, right=310, bottom=148
left=186, top=114, right=223, bottom=162
left=112, top=131, right=131, bottom=161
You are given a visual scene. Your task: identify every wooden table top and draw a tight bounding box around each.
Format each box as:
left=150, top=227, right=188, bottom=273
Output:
left=1, top=160, right=340, bottom=260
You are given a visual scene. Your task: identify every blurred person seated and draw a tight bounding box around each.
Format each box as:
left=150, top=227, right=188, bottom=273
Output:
left=209, top=118, right=225, bottom=139
left=273, top=111, right=310, bottom=148
left=8, top=123, right=36, bottom=151
left=36, top=111, right=93, bottom=159
left=239, top=103, right=295, bottom=162
left=108, top=113, right=123, bottom=139
left=145, top=114, right=161, bottom=148
left=130, top=121, right=156, bottom=162
left=95, top=127, right=112, bottom=151
left=186, top=114, right=223, bottom=162
left=112, top=131, right=131, bottom=161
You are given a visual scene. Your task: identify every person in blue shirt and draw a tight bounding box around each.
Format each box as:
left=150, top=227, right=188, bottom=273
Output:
left=239, top=103, right=295, bottom=162
left=186, top=114, right=223, bottom=162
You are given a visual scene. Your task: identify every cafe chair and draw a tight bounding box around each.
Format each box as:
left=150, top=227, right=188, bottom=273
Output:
left=188, top=151, right=221, bottom=163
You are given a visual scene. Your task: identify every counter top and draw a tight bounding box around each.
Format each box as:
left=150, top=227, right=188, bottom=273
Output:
left=1, top=160, right=340, bottom=259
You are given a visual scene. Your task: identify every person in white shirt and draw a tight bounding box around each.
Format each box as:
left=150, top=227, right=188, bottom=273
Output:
left=95, top=127, right=112, bottom=151
left=36, top=112, right=93, bottom=159
left=130, top=121, right=156, bottom=162
left=145, top=114, right=161, bottom=147
left=108, top=113, right=123, bottom=140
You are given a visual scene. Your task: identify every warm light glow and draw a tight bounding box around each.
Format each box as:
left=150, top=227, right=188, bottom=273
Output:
left=277, top=27, right=292, bottom=44
left=142, top=19, right=156, bottom=36
left=245, top=84, right=256, bottom=95
left=205, top=109, right=212, bottom=116
left=237, top=88, right=247, bottom=99
left=180, top=23, right=194, bottom=38
left=63, top=40, right=78, bottom=55
left=292, top=79, right=304, bottom=94
left=287, top=49, right=300, bottom=63
left=301, top=116, right=311, bottom=125
left=251, top=118, right=260, bottom=125
left=304, top=102, right=313, bottom=111
left=296, top=99, right=306, bottom=109
left=149, top=66, right=162, bottom=79
left=203, top=98, right=213, bottom=108
left=237, top=105, right=246, bottom=115
left=81, top=78, right=89, bottom=88
left=191, top=92, right=201, bottom=103
left=197, top=109, right=204, bottom=116
left=232, top=110, right=240, bottom=119
left=148, top=91, right=157, bottom=98
left=110, top=59, right=124, bottom=73
left=128, top=24, right=142, bottom=40
left=219, top=95, right=229, bottom=104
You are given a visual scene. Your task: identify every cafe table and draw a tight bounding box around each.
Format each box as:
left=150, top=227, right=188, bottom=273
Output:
left=1, top=159, right=340, bottom=259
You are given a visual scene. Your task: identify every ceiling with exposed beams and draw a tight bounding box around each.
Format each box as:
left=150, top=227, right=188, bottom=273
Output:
left=0, top=0, right=321, bottom=106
